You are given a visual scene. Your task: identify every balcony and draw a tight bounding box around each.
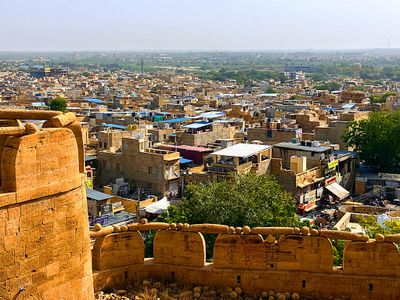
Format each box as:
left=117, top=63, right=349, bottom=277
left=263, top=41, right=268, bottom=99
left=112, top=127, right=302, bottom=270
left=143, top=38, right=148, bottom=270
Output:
left=209, top=161, right=252, bottom=174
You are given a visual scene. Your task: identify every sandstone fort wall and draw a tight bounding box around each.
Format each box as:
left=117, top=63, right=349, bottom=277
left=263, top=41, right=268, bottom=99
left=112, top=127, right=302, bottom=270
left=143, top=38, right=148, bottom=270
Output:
left=92, top=223, right=400, bottom=300
left=0, top=110, right=94, bottom=300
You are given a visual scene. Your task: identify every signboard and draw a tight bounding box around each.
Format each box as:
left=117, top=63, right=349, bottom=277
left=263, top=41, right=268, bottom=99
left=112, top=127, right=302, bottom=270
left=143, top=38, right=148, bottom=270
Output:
left=302, top=190, right=316, bottom=204
left=327, top=160, right=339, bottom=169
left=325, top=176, right=336, bottom=185
left=379, top=173, right=400, bottom=182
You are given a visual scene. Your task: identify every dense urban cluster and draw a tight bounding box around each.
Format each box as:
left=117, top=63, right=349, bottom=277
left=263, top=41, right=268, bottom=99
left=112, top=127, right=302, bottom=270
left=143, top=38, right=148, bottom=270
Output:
left=1, top=51, right=400, bottom=238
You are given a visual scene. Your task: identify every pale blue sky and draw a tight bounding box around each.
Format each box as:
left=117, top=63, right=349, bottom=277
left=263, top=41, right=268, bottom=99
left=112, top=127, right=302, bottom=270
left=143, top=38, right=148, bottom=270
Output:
left=0, top=0, right=399, bottom=51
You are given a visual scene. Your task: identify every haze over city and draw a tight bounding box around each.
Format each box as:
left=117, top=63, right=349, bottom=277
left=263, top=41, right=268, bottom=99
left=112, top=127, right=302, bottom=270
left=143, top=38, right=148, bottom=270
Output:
left=1, top=0, right=400, bottom=51
left=2, top=1, right=400, bottom=300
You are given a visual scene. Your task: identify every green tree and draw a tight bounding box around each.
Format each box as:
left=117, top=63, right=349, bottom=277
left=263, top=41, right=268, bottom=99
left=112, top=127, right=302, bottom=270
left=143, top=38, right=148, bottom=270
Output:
left=369, top=92, right=397, bottom=104
left=332, top=239, right=346, bottom=267
left=266, top=87, right=277, bottom=94
left=49, top=96, right=68, bottom=112
left=164, top=173, right=298, bottom=227
left=315, top=82, right=340, bottom=92
left=358, top=215, right=400, bottom=238
left=343, top=111, right=400, bottom=172
left=153, top=173, right=299, bottom=258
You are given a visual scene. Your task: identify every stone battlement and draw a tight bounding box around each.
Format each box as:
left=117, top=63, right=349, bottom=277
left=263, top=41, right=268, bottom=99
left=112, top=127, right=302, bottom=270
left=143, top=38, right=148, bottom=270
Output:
left=92, top=222, right=400, bottom=300
left=0, top=110, right=93, bottom=300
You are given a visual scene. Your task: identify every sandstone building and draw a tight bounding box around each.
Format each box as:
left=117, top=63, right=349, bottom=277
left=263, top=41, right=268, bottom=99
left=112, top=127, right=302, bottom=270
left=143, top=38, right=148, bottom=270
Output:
left=97, top=136, right=181, bottom=196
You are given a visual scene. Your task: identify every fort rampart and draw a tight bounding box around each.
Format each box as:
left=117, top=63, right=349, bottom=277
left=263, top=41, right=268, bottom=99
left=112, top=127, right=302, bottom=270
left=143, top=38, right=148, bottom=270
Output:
left=0, top=110, right=93, bottom=300
left=92, top=223, right=400, bottom=300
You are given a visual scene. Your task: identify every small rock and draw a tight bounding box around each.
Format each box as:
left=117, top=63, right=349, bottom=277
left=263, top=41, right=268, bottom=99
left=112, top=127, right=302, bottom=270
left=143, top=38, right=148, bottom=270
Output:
left=116, top=290, right=127, bottom=296
left=261, top=291, right=268, bottom=298
left=143, top=280, right=151, bottom=287
left=276, top=292, right=286, bottom=300
left=153, top=282, right=162, bottom=289
left=291, top=293, right=300, bottom=300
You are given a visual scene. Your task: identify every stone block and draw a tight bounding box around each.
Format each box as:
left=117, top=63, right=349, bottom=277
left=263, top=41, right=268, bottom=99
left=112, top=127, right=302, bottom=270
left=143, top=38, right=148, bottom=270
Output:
left=153, top=230, right=206, bottom=267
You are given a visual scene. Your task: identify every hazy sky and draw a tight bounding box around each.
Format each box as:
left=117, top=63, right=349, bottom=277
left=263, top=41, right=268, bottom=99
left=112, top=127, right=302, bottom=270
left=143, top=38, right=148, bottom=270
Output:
left=1, top=0, right=399, bottom=51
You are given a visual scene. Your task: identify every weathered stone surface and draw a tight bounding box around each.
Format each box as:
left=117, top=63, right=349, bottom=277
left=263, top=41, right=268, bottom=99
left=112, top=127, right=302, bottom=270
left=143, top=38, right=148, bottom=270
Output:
left=276, top=235, right=333, bottom=272
left=92, top=231, right=144, bottom=271
left=189, top=223, right=229, bottom=234
left=213, top=234, right=266, bottom=269
left=1, top=128, right=81, bottom=203
left=252, top=227, right=295, bottom=235
left=343, top=241, right=400, bottom=276
left=0, top=118, right=93, bottom=300
left=153, top=230, right=206, bottom=267
left=0, top=109, right=61, bottom=120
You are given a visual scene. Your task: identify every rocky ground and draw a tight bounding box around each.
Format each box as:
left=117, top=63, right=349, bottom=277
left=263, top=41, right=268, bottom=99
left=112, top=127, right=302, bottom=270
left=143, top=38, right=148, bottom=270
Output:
left=95, top=280, right=306, bottom=300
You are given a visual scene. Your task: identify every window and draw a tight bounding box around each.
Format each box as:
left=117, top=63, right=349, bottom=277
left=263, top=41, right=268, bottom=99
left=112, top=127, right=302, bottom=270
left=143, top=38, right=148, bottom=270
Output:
left=148, top=166, right=153, bottom=174
left=266, top=129, right=273, bottom=138
left=116, top=163, right=120, bottom=171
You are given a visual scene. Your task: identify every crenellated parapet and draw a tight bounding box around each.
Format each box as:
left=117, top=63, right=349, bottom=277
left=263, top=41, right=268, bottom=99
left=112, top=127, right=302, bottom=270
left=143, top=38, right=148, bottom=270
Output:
left=0, top=110, right=93, bottom=300
left=92, top=221, right=400, bottom=300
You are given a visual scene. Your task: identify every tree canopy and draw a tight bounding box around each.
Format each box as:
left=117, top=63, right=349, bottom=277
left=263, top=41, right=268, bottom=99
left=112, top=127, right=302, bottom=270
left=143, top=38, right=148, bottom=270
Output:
left=343, top=111, right=400, bottom=172
left=152, top=173, right=299, bottom=259
left=159, top=173, right=298, bottom=228
left=314, top=82, right=341, bottom=92
left=369, top=92, right=397, bottom=104
left=359, top=215, right=400, bottom=238
left=49, top=96, right=68, bottom=112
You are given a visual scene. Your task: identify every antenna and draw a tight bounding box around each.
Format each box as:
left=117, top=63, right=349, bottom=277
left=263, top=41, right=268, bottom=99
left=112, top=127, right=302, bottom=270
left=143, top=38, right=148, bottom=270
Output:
left=387, top=37, right=391, bottom=49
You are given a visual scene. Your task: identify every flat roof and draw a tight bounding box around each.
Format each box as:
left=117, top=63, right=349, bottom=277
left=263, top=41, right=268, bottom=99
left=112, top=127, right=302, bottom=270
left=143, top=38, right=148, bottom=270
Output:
left=85, top=98, right=106, bottom=104
left=273, top=142, right=330, bottom=153
left=160, top=144, right=213, bottom=152
left=212, top=143, right=271, bottom=158
left=86, top=188, right=113, bottom=201
left=102, top=123, right=127, bottom=130
left=160, top=117, right=192, bottom=123
left=184, top=122, right=212, bottom=129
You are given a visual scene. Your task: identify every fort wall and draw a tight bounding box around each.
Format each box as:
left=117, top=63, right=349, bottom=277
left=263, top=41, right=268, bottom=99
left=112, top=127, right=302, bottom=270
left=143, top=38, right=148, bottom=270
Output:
left=92, top=223, right=400, bottom=300
left=0, top=110, right=94, bottom=300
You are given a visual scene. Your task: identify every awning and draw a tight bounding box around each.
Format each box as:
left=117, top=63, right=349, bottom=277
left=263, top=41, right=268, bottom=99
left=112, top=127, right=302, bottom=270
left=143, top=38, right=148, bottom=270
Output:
left=144, top=197, right=170, bottom=215
left=179, top=158, right=193, bottom=164
left=325, top=182, right=349, bottom=200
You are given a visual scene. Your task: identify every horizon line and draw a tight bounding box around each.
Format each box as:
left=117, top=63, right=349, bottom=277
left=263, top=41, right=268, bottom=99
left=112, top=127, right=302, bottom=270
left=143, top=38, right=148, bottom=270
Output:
left=1, top=48, right=400, bottom=53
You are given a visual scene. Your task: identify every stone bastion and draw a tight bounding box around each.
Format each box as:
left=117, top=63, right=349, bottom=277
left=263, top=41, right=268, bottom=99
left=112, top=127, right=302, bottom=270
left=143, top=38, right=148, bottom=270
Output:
left=0, top=110, right=93, bottom=300
left=1, top=110, right=400, bottom=300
